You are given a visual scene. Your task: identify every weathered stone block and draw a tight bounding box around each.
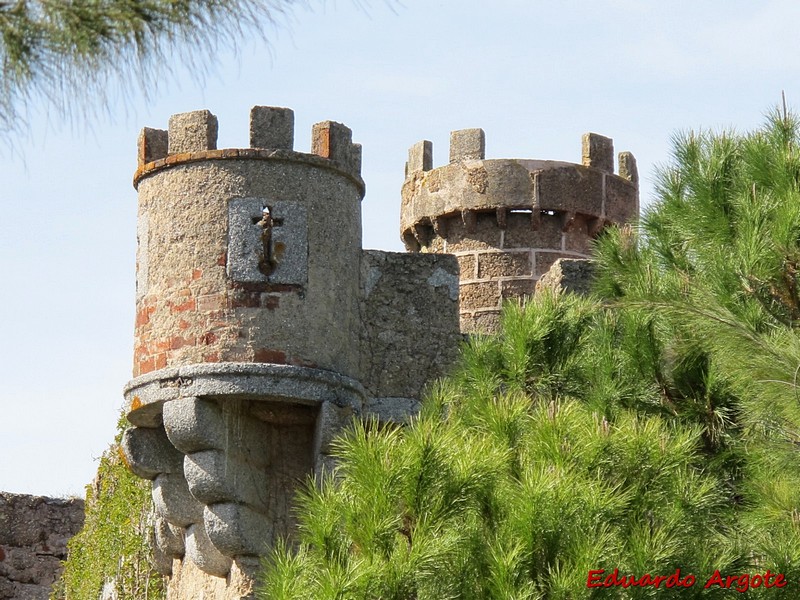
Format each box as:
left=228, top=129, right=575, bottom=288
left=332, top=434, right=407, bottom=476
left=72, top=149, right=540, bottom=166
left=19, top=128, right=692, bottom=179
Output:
left=311, top=120, right=351, bottom=156
left=168, top=110, right=218, bottom=154
left=226, top=198, right=309, bottom=286
left=311, top=120, right=361, bottom=174
left=185, top=522, right=232, bottom=577
left=138, top=127, right=168, bottom=166
left=184, top=450, right=272, bottom=511
left=502, top=211, right=559, bottom=249
left=450, top=128, right=485, bottom=162
left=359, top=250, right=461, bottom=400
left=619, top=151, right=638, bottom=184
left=500, top=278, right=536, bottom=300
left=604, top=176, right=638, bottom=224
left=204, top=503, right=273, bottom=557
left=154, top=516, right=186, bottom=560
left=153, top=516, right=185, bottom=575
left=163, top=397, right=225, bottom=454
left=446, top=211, right=502, bottom=251
left=424, top=233, right=446, bottom=253
left=460, top=281, right=500, bottom=311
left=0, top=493, right=84, bottom=600
left=534, top=251, right=574, bottom=277
left=152, top=472, right=204, bottom=528
left=250, top=106, right=294, bottom=150
left=350, top=142, right=363, bottom=174
left=408, top=140, right=433, bottom=173
left=314, top=401, right=357, bottom=456
left=151, top=539, right=174, bottom=577
left=535, top=258, right=596, bottom=296
left=456, top=254, right=477, bottom=280
left=465, top=164, right=489, bottom=193
left=128, top=365, right=366, bottom=417
left=477, top=251, right=532, bottom=278
left=536, top=166, right=604, bottom=216
left=121, top=425, right=183, bottom=480
left=183, top=450, right=235, bottom=506
left=582, top=132, right=614, bottom=173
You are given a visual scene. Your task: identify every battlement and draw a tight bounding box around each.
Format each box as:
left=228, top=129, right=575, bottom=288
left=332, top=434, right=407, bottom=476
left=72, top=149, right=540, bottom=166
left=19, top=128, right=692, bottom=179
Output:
left=401, top=128, right=638, bottom=242
left=405, top=127, right=637, bottom=178
left=401, top=127, right=639, bottom=332
left=135, top=107, right=363, bottom=189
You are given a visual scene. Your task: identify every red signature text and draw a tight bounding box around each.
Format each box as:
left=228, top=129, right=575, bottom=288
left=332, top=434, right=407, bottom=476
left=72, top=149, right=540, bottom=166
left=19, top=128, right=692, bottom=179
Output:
left=586, top=569, right=787, bottom=592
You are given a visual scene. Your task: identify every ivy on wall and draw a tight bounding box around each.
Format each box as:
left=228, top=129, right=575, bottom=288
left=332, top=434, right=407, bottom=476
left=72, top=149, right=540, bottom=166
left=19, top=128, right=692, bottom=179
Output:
left=53, top=417, right=165, bottom=600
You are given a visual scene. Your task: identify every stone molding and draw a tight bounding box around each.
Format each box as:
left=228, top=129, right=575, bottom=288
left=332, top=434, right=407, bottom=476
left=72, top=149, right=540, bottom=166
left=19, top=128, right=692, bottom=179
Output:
left=124, top=362, right=366, bottom=428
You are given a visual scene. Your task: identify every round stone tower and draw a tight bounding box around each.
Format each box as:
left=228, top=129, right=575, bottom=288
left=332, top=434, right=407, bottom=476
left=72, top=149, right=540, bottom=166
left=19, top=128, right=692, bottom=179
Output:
left=123, top=107, right=368, bottom=599
left=400, top=129, right=639, bottom=332
left=132, top=107, right=363, bottom=383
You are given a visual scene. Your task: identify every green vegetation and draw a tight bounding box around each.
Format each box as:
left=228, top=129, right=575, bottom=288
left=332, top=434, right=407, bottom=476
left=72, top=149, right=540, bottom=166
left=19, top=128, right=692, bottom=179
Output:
left=54, top=418, right=165, bottom=600
left=259, top=110, right=800, bottom=598
left=0, top=0, right=295, bottom=135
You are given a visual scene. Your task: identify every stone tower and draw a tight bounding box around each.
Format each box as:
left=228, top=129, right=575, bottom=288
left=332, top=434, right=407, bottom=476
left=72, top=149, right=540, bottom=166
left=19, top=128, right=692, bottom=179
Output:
left=121, top=107, right=461, bottom=599
left=400, top=129, right=639, bottom=332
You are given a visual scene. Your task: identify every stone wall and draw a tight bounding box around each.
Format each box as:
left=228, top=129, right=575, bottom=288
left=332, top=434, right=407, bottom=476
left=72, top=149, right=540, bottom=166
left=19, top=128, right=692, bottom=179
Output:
left=359, top=250, right=461, bottom=421
left=0, top=493, right=84, bottom=600
left=535, top=258, right=596, bottom=296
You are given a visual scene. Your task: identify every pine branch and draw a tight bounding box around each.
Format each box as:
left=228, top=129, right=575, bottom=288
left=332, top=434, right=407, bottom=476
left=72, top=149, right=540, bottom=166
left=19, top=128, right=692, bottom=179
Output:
left=0, top=0, right=304, bottom=138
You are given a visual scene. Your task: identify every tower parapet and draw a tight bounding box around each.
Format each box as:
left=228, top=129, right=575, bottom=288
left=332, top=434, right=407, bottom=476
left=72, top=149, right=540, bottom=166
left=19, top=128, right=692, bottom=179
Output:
left=123, top=107, right=461, bottom=599
left=132, top=106, right=365, bottom=383
left=401, top=129, right=639, bottom=332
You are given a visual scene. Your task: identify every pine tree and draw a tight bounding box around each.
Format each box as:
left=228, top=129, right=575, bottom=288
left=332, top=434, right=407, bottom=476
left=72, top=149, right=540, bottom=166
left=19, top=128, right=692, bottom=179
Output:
left=0, top=0, right=294, bottom=134
left=593, top=107, right=800, bottom=589
left=259, top=294, right=745, bottom=599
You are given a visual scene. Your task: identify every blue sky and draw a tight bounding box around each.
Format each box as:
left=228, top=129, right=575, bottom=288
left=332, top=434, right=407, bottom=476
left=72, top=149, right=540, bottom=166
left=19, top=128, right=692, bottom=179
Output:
left=1, top=0, right=798, bottom=496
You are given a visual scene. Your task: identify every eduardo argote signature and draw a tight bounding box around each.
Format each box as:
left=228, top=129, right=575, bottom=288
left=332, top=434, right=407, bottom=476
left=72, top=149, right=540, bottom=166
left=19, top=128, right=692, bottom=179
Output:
left=587, top=568, right=787, bottom=592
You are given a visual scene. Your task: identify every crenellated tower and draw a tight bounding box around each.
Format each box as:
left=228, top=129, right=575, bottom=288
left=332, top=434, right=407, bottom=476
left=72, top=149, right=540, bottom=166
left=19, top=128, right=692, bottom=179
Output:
left=400, top=129, right=639, bottom=332
left=121, top=107, right=461, bottom=599
left=132, top=107, right=364, bottom=380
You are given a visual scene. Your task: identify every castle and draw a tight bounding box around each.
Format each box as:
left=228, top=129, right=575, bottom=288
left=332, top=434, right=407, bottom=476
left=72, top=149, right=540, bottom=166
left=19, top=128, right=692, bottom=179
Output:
left=119, top=106, right=638, bottom=598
